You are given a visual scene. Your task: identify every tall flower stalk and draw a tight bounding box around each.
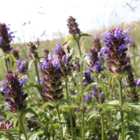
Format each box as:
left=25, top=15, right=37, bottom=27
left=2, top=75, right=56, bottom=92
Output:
left=87, top=35, right=105, bottom=140
left=67, top=16, right=85, bottom=139
left=0, top=72, right=29, bottom=140
left=101, top=28, right=137, bottom=139
left=27, top=42, right=45, bottom=103
left=0, top=23, right=14, bottom=74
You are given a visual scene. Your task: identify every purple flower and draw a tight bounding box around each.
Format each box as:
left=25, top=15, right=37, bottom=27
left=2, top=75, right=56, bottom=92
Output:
left=86, top=109, right=90, bottom=113
left=56, top=43, right=62, bottom=50
left=119, top=44, right=127, bottom=53
left=86, top=66, right=91, bottom=76
left=84, top=95, right=89, bottom=103
left=19, top=75, right=27, bottom=86
left=94, top=61, right=100, bottom=72
left=78, top=104, right=82, bottom=108
left=136, top=79, right=140, bottom=86
left=0, top=116, right=4, bottom=122
left=40, top=78, right=44, bottom=85
left=100, top=92, right=104, bottom=99
left=90, top=91, right=97, bottom=96
left=0, top=37, right=3, bottom=44
left=126, top=53, right=131, bottom=57
left=52, top=58, right=60, bottom=68
left=98, top=47, right=109, bottom=59
left=94, top=35, right=99, bottom=40
left=41, top=59, right=49, bottom=69
left=62, top=55, right=66, bottom=63
left=87, top=54, right=93, bottom=61
left=48, top=54, right=53, bottom=60
left=19, top=61, right=26, bottom=71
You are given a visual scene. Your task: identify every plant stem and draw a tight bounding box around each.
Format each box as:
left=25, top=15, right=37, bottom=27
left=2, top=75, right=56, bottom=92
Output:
left=65, top=77, right=69, bottom=101
left=50, top=113, right=55, bottom=140
left=92, top=118, right=95, bottom=134
left=118, top=77, right=124, bottom=140
left=69, top=108, right=74, bottom=140
left=19, top=118, right=28, bottom=140
left=34, top=59, right=45, bottom=103
left=76, top=40, right=85, bottom=140
left=56, top=105, right=63, bottom=139
left=130, top=89, right=134, bottom=124
left=96, top=76, right=104, bottom=140
left=4, top=54, right=9, bottom=74
left=45, top=121, right=50, bottom=140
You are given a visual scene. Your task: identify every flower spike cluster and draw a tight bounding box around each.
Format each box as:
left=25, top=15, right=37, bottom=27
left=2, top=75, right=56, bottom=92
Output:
left=41, top=55, right=63, bottom=101
left=87, top=35, right=106, bottom=73
left=0, top=23, right=14, bottom=52
left=67, top=16, right=80, bottom=36
left=101, top=28, right=132, bottom=74
left=0, top=121, right=13, bottom=131
left=53, top=43, right=73, bottom=77
left=0, top=72, right=28, bottom=112
left=101, top=28, right=138, bottom=102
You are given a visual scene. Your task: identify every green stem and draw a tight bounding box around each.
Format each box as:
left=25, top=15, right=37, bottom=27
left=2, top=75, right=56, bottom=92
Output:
left=69, top=108, right=74, bottom=140
left=45, top=121, right=50, bottom=140
left=92, top=118, right=95, bottom=134
left=4, top=54, right=9, bottom=74
left=65, top=78, right=69, bottom=101
left=101, top=115, right=104, bottom=140
left=50, top=113, right=55, bottom=140
left=34, top=59, right=45, bottom=103
left=130, top=89, right=134, bottom=124
left=56, top=106, right=63, bottom=139
left=19, top=118, right=28, bottom=140
left=76, top=40, right=85, bottom=140
left=118, top=77, right=124, bottom=140
left=7, top=133, right=12, bottom=140
left=96, top=76, right=104, bottom=140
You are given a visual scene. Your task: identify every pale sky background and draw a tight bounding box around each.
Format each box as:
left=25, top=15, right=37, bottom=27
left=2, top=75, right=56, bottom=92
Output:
left=0, top=0, right=140, bottom=43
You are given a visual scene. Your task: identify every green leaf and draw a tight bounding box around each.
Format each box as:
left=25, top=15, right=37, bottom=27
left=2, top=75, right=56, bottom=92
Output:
left=20, top=108, right=38, bottom=119
left=42, top=101, right=56, bottom=109
left=80, top=33, right=91, bottom=38
left=44, top=112, right=50, bottom=121
left=26, top=59, right=34, bottom=70
left=125, top=102, right=140, bottom=111
left=101, top=100, right=120, bottom=109
left=86, top=110, right=100, bottom=121
left=65, top=35, right=74, bottom=43
left=28, top=132, right=38, bottom=140
left=8, top=54, right=16, bottom=63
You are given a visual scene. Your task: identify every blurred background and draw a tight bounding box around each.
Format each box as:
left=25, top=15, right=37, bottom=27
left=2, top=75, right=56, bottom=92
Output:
left=1, top=0, right=140, bottom=43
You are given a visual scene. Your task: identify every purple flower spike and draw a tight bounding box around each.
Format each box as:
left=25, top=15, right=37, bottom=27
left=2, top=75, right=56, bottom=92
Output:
left=100, top=92, right=104, bottom=99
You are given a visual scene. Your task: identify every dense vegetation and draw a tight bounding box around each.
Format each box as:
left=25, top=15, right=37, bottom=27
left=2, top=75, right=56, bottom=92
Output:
left=0, top=16, right=140, bottom=140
